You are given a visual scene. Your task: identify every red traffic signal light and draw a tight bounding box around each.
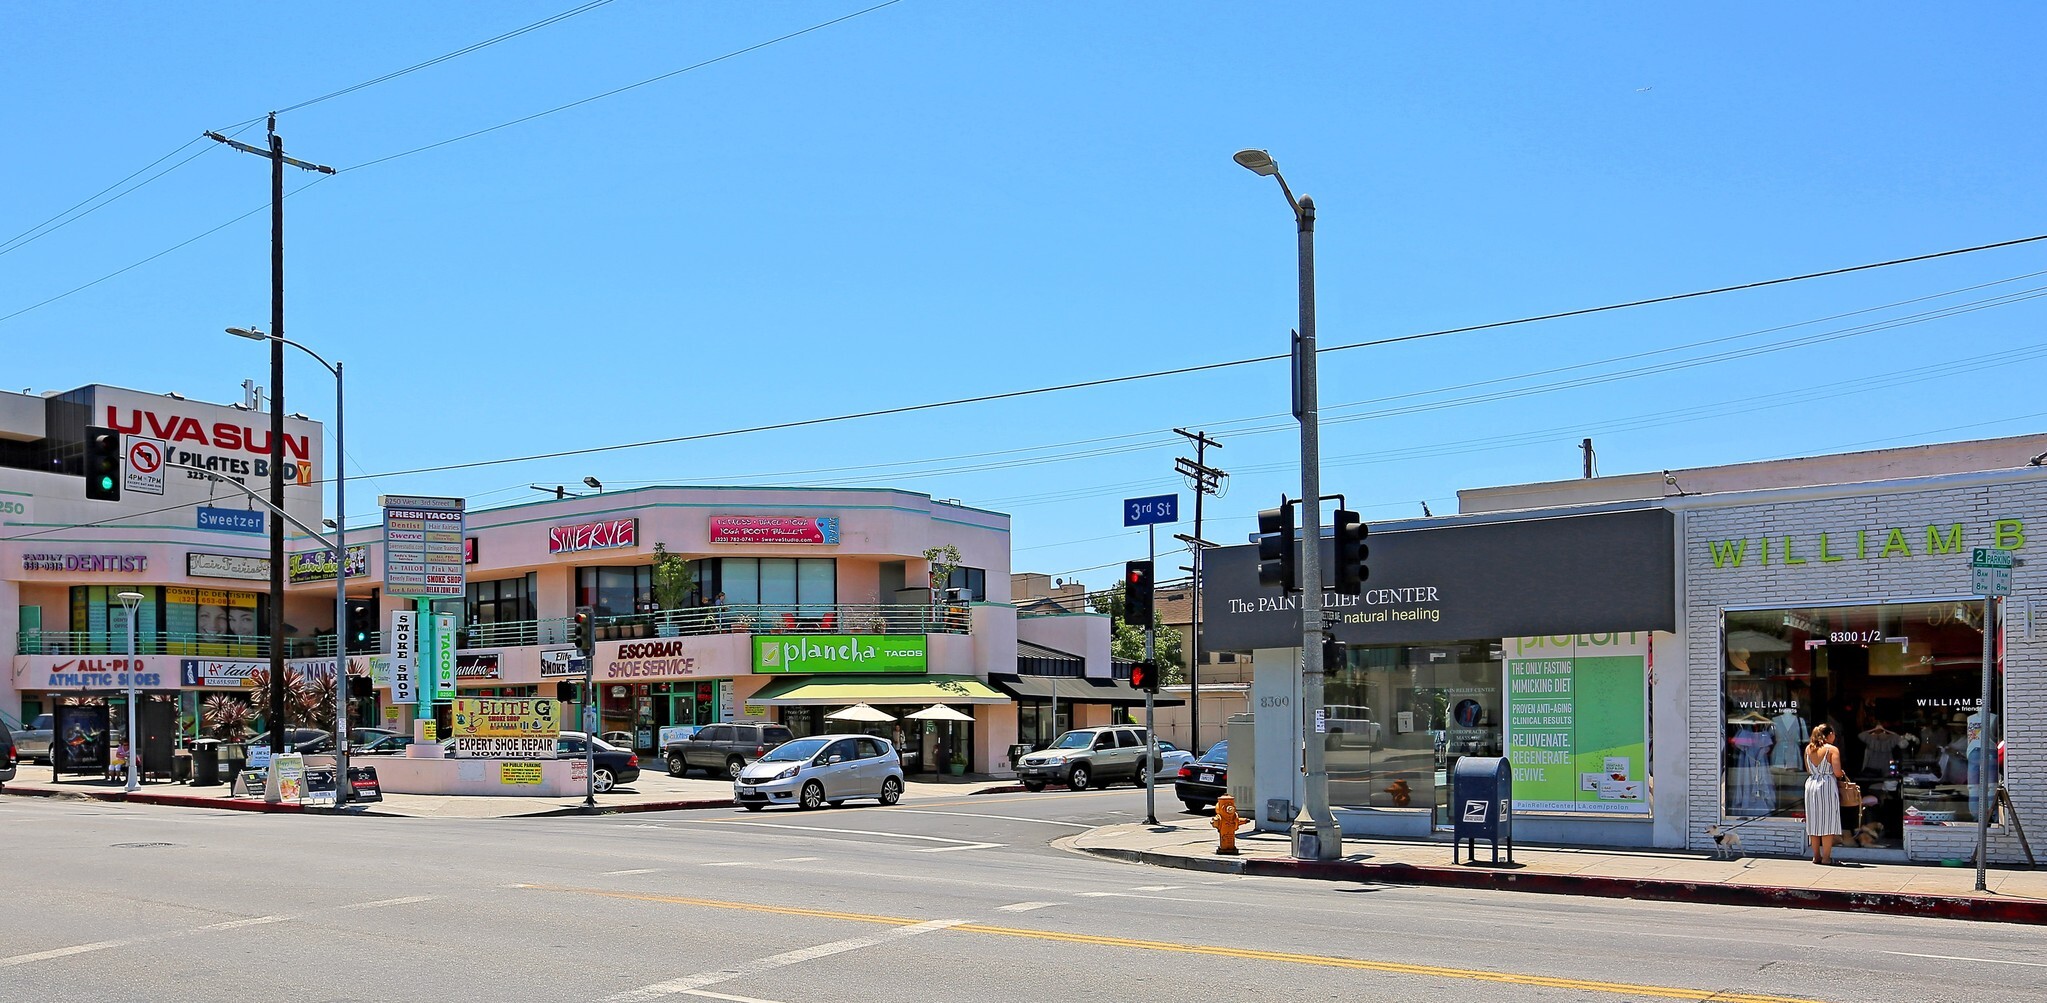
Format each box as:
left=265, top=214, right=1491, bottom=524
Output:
left=1124, top=560, right=1154, bottom=629
left=1130, top=660, right=1160, bottom=694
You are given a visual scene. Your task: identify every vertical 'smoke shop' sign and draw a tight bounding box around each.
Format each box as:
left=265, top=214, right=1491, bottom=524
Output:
left=389, top=610, right=418, bottom=705
left=1503, top=632, right=1650, bottom=814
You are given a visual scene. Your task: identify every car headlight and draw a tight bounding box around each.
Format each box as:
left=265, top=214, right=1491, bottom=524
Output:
left=773, top=766, right=799, bottom=781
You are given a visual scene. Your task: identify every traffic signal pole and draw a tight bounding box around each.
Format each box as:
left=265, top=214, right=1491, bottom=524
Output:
left=1292, top=194, right=1340, bottom=861
left=1144, top=523, right=1157, bottom=826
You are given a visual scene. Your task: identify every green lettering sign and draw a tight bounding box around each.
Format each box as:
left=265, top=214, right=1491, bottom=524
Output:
left=753, top=634, right=928, bottom=674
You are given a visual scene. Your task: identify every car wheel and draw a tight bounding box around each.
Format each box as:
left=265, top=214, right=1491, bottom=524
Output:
left=1021, top=781, right=1046, bottom=793
left=725, top=756, right=746, bottom=780
left=879, top=777, right=902, bottom=806
left=666, top=753, right=685, bottom=777
left=1067, top=764, right=1091, bottom=791
left=592, top=768, right=616, bottom=794
left=800, top=781, right=826, bottom=810
left=1133, top=761, right=1152, bottom=786
left=742, top=803, right=764, bottom=812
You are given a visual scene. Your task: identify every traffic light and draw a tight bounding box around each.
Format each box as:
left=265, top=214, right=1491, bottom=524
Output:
left=1332, top=509, right=1369, bottom=595
left=345, top=600, right=374, bottom=653
left=1124, top=560, right=1154, bottom=629
left=556, top=680, right=577, bottom=703
left=1129, top=660, right=1160, bottom=694
left=347, top=675, right=373, bottom=702
left=84, top=426, right=121, bottom=501
left=1257, top=502, right=1296, bottom=592
left=1322, top=635, right=1348, bottom=672
left=574, top=605, right=595, bottom=657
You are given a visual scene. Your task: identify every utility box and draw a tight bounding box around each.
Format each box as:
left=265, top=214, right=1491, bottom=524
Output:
left=1225, top=713, right=1258, bottom=823
left=1451, top=756, right=1513, bottom=865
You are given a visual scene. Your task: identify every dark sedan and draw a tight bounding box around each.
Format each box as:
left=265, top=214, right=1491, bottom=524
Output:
left=1174, top=740, right=1229, bottom=813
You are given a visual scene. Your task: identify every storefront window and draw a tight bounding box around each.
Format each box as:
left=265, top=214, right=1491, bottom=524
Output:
left=942, top=566, right=987, bottom=602
left=1722, top=600, right=2005, bottom=845
left=69, top=586, right=161, bottom=654
left=710, top=558, right=837, bottom=607
left=576, top=566, right=651, bottom=619
left=467, top=574, right=536, bottom=625
left=1323, top=641, right=1503, bottom=823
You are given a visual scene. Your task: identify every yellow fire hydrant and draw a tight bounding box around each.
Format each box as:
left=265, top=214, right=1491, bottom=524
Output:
left=1212, top=794, right=1250, bottom=855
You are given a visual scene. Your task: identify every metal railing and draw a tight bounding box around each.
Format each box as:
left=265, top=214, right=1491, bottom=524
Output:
left=599, top=603, right=970, bottom=639
left=19, top=630, right=292, bottom=658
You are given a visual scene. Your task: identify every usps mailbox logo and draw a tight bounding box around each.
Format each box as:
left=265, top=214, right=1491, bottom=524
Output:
left=1462, top=800, right=1488, bottom=823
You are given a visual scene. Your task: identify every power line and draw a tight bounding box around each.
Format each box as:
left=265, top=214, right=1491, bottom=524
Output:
left=272, top=0, right=621, bottom=117
left=340, top=0, right=905, bottom=174
left=0, top=136, right=214, bottom=256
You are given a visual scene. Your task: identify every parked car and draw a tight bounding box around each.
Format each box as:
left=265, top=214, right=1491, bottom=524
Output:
left=598, top=731, right=636, bottom=749
left=346, top=727, right=402, bottom=750
left=1153, top=740, right=1195, bottom=779
left=666, top=722, right=795, bottom=779
left=1324, top=705, right=1383, bottom=749
left=1, top=729, right=16, bottom=786
left=354, top=734, right=412, bottom=756
left=1174, top=740, right=1229, bottom=813
left=1015, top=726, right=1152, bottom=792
left=733, top=734, right=904, bottom=811
left=246, top=729, right=334, bottom=755
left=12, top=713, right=53, bottom=763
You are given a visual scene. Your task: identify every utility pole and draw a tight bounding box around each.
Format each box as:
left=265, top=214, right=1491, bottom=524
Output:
left=208, top=116, right=334, bottom=765
left=1173, top=429, right=1225, bottom=754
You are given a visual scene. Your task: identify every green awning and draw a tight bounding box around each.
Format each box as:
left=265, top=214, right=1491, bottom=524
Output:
left=744, top=674, right=1010, bottom=707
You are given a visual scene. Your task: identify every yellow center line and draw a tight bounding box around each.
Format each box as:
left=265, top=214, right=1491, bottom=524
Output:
left=521, top=885, right=1831, bottom=1003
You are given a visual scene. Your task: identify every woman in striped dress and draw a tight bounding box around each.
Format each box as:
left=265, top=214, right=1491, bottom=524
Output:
left=1804, top=724, right=1845, bottom=864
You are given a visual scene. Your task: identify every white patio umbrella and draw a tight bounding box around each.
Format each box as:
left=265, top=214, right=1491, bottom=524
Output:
left=825, top=703, right=896, bottom=723
left=904, top=704, right=974, bottom=722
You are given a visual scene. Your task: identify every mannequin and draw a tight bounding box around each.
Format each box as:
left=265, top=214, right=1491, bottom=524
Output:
left=1770, top=706, right=1808, bottom=768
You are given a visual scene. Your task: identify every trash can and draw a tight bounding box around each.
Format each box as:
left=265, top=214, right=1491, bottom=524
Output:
left=171, top=748, right=192, bottom=783
left=190, top=739, right=220, bottom=787
left=1007, top=744, right=1033, bottom=771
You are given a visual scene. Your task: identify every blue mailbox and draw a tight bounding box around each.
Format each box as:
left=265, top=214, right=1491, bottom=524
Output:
left=1451, top=756, right=1513, bottom=865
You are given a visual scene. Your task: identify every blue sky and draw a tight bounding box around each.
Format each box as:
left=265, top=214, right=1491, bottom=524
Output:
left=7, top=4, right=2046, bottom=590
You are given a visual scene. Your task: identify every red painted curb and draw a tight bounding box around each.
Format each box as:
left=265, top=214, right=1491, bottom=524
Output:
left=1233, top=856, right=2047, bottom=926
left=2, top=785, right=303, bottom=813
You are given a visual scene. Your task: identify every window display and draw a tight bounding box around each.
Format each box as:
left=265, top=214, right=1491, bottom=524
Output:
left=1722, top=600, right=2004, bottom=847
left=1323, top=641, right=1502, bottom=824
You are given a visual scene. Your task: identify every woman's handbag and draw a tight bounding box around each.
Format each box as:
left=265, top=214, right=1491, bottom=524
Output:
left=1838, top=778, right=1863, bottom=807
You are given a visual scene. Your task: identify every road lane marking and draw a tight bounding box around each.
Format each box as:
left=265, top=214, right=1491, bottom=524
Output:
left=700, top=861, right=753, bottom=867
left=606, top=919, right=963, bottom=1001
left=774, top=857, right=820, bottom=862
left=528, top=885, right=1829, bottom=1003
left=684, top=819, right=1004, bottom=851
left=1883, top=951, right=2047, bottom=969
left=0, top=941, right=125, bottom=967
left=196, top=915, right=286, bottom=931
left=682, top=991, right=785, bottom=1003
left=884, top=808, right=1091, bottom=828
left=996, top=901, right=1060, bottom=912
left=333, top=895, right=437, bottom=910
left=604, top=868, right=661, bottom=876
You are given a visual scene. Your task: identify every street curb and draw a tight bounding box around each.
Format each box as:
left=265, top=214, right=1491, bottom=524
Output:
left=1081, top=844, right=2047, bottom=926
left=513, top=798, right=736, bottom=818
left=2, top=785, right=304, bottom=813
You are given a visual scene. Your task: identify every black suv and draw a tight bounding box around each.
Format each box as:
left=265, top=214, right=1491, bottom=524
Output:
left=666, top=722, right=796, bottom=779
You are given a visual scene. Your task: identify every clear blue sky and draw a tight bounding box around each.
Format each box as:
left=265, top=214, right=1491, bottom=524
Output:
left=7, top=3, right=2045, bottom=590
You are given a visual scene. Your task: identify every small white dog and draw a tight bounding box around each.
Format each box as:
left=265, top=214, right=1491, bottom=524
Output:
left=1706, top=825, right=1743, bottom=859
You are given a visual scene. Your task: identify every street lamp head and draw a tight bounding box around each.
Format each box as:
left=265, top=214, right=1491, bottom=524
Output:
left=1233, top=149, right=1280, bottom=176
left=226, top=326, right=267, bottom=340
left=583, top=476, right=603, bottom=490
left=115, top=591, right=144, bottom=607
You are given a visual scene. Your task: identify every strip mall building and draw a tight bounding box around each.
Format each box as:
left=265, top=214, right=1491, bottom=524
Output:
left=3, top=384, right=1126, bottom=778
left=1211, top=435, right=2043, bottom=865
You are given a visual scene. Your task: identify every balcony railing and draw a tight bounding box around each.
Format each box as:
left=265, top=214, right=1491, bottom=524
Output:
left=597, top=603, right=970, bottom=640
left=16, top=606, right=969, bottom=657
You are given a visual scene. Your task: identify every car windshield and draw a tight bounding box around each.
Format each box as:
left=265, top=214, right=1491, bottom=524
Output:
left=1198, top=742, right=1228, bottom=765
left=760, top=738, right=830, bottom=763
left=1049, top=731, right=1094, bottom=750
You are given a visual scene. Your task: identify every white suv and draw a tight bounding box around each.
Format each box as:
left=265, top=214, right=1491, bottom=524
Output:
left=1015, top=726, right=1152, bottom=792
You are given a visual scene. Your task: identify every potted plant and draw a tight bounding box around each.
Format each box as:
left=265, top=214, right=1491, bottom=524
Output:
left=651, top=543, right=697, bottom=637
left=948, top=753, right=967, bottom=777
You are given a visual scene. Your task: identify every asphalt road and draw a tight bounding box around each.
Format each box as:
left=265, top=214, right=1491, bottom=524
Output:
left=3, top=787, right=2043, bottom=1003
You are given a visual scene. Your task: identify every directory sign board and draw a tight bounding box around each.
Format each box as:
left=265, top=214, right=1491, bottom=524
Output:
left=380, top=494, right=466, bottom=597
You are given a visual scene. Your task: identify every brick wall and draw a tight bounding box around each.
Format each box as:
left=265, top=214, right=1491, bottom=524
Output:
left=1680, top=476, right=2041, bottom=863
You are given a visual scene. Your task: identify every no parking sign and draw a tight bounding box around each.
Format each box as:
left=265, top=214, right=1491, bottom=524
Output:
left=123, top=435, right=165, bottom=496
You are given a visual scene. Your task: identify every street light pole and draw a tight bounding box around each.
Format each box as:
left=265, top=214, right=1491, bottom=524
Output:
left=228, top=326, right=347, bottom=803
left=1235, top=148, right=1341, bottom=861
left=117, top=591, right=143, bottom=793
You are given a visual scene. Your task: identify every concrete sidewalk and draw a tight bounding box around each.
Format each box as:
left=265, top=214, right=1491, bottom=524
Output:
left=2, top=770, right=1012, bottom=819
left=1071, top=820, right=2047, bottom=925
